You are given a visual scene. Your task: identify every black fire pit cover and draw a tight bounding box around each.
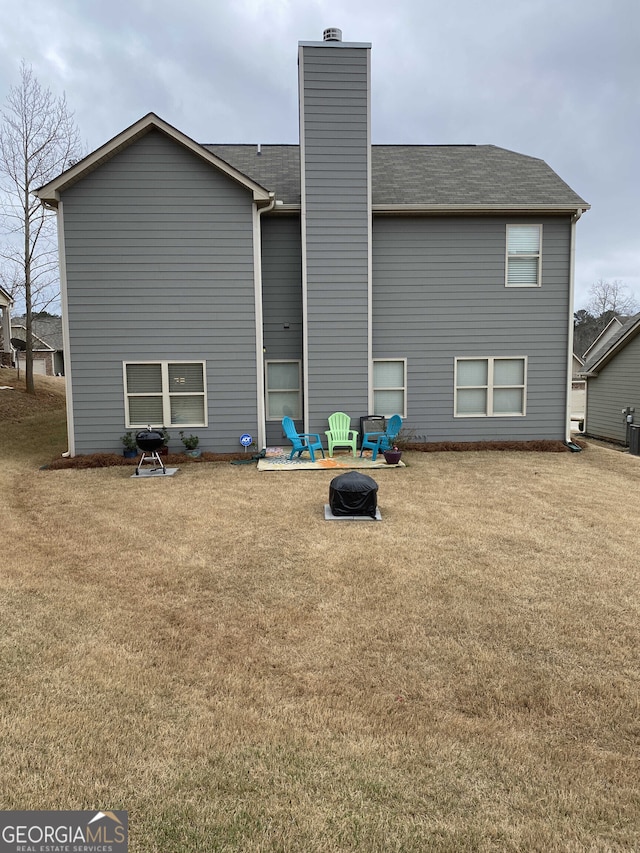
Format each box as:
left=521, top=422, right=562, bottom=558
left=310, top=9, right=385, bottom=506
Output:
left=329, top=471, right=378, bottom=518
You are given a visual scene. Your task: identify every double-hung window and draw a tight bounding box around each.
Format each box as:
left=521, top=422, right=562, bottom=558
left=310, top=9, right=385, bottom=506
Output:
left=506, top=225, right=542, bottom=287
left=373, top=359, right=407, bottom=417
left=455, top=357, right=527, bottom=417
left=124, top=361, right=207, bottom=427
left=265, top=360, right=302, bottom=420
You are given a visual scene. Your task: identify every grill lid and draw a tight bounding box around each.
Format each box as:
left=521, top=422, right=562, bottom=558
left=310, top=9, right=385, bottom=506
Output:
left=136, top=428, right=165, bottom=451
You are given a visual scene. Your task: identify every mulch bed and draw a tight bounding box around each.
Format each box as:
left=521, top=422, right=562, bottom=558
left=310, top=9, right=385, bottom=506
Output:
left=43, top=440, right=585, bottom=470
left=44, top=451, right=252, bottom=470
left=405, top=439, right=584, bottom=453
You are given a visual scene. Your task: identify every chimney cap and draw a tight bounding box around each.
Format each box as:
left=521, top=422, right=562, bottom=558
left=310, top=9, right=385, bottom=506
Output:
left=323, top=27, right=342, bottom=42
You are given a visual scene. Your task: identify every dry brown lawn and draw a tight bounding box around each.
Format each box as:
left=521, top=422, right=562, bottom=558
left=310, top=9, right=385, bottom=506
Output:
left=1, top=370, right=639, bottom=852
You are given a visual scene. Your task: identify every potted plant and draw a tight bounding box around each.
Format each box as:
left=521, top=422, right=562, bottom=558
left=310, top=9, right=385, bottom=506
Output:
left=158, top=426, right=170, bottom=456
left=180, top=430, right=201, bottom=458
left=120, top=431, right=138, bottom=459
left=383, top=444, right=402, bottom=465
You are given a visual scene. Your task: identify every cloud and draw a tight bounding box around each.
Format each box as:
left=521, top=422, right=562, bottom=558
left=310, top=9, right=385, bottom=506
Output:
left=1, top=0, right=637, bottom=310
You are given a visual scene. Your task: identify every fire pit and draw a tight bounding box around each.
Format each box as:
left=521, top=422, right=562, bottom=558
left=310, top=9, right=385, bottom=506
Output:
left=135, top=428, right=166, bottom=475
left=328, top=471, right=379, bottom=519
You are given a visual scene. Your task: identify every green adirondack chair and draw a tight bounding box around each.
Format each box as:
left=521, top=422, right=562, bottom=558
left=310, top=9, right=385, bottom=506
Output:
left=325, top=412, right=358, bottom=457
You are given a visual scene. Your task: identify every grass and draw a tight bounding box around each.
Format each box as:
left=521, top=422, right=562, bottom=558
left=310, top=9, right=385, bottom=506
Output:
left=1, top=369, right=639, bottom=851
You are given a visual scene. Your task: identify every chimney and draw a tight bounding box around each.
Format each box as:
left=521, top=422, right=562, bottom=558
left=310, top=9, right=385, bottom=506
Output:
left=298, top=31, right=372, bottom=431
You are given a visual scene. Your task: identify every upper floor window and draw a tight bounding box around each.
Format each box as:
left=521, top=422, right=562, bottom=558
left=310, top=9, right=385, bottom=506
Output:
left=506, top=225, right=542, bottom=287
left=455, top=357, right=527, bottom=417
left=373, top=359, right=407, bottom=417
left=265, top=360, right=302, bottom=420
left=124, top=361, right=207, bottom=427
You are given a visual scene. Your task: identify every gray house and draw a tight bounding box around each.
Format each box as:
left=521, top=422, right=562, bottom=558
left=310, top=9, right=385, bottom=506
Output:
left=0, top=284, right=12, bottom=367
left=36, top=30, right=589, bottom=456
left=581, top=312, right=640, bottom=444
left=10, top=316, right=65, bottom=376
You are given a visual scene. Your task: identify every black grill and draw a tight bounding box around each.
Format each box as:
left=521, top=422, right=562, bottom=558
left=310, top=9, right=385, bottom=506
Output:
left=135, top=428, right=167, bottom=475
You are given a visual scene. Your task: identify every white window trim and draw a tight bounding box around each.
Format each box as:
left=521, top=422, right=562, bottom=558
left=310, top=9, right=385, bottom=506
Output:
left=123, top=360, right=208, bottom=428
left=265, top=359, right=302, bottom=421
left=373, top=358, right=407, bottom=418
left=454, top=356, right=527, bottom=418
left=505, top=224, right=542, bottom=288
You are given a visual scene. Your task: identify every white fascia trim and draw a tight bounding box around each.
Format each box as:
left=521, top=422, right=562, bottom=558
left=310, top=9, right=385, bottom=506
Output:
left=253, top=193, right=275, bottom=449
left=298, top=41, right=372, bottom=48
left=372, top=204, right=591, bottom=215
left=36, top=113, right=272, bottom=205
left=0, top=284, right=13, bottom=306
left=57, top=201, right=75, bottom=457
left=582, top=316, right=624, bottom=360
left=8, top=326, right=55, bottom=350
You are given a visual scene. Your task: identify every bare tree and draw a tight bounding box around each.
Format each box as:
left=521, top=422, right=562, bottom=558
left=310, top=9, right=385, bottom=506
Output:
left=0, top=62, right=81, bottom=393
left=587, top=279, right=638, bottom=319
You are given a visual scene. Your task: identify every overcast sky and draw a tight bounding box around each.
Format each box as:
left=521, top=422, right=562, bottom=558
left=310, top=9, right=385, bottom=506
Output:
left=1, top=0, right=637, bottom=311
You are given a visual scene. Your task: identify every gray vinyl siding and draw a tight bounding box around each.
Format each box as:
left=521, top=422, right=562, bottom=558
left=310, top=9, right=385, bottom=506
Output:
left=585, top=334, right=640, bottom=443
left=261, top=215, right=303, bottom=446
left=372, top=215, right=572, bottom=441
left=62, top=129, right=258, bottom=454
left=300, top=45, right=370, bottom=437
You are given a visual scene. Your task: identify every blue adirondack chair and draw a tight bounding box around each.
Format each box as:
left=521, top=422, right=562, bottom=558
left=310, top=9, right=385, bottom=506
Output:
left=325, top=412, right=358, bottom=457
left=282, top=416, right=325, bottom=462
left=360, top=414, right=403, bottom=461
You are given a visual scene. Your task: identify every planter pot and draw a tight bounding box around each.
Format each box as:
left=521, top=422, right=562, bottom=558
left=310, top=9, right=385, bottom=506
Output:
left=123, top=449, right=138, bottom=459
left=184, top=448, right=202, bottom=458
left=157, top=445, right=169, bottom=457
left=383, top=450, right=402, bottom=465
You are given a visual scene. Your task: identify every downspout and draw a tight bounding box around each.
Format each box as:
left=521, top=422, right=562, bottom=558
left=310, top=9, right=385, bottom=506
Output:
left=253, top=192, right=276, bottom=450
left=565, top=208, right=583, bottom=452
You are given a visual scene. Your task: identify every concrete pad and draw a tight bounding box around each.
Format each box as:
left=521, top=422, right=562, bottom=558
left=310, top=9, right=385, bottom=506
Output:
left=131, top=467, right=179, bottom=478
left=324, top=504, right=381, bottom=521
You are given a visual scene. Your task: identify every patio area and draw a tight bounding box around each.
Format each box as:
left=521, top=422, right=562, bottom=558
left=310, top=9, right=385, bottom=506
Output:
left=257, top=447, right=405, bottom=471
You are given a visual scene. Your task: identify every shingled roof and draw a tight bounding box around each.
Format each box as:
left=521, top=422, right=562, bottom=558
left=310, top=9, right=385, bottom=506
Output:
left=11, top=316, right=64, bottom=351
left=205, top=143, right=588, bottom=211
left=582, top=312, right=640, bottom=375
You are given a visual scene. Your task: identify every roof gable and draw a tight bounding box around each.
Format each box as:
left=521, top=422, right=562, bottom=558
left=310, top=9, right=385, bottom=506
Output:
left=0, top=284, right=13, bottom=307
left=36, top=114, right=273, bottom=207
left=11, top=317, right=63, bottom=350
left=582, top=316, right=624, bottom=361
left=583, top=312, right=640, bottom=374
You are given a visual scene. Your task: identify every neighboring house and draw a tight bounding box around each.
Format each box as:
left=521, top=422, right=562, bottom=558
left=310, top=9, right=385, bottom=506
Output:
left=0, top=285, right=12, bottom=367
left=36, top=30, right=589, bottom=456
left=571, top=353, right=586, bottom=426
left=581, top=312, right=640, bottom=444
left=572, top=352, right=585, bottom=381
left=581, top=315, right=624, bottom=362
left=10, top=316, right=65, bottom=376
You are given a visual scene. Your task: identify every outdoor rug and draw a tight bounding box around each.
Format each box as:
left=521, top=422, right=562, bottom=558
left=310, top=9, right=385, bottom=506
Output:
left=257, top=448, right=404, bottom=472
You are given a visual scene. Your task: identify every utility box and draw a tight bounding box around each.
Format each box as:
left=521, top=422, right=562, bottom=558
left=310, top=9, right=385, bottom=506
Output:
left=629, top=424, right=640, bottom=456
